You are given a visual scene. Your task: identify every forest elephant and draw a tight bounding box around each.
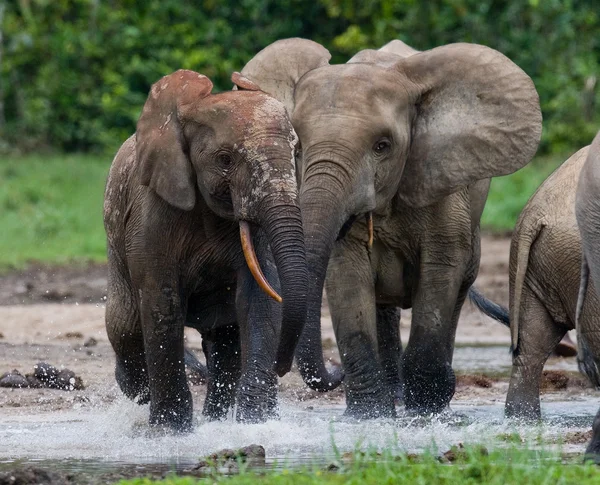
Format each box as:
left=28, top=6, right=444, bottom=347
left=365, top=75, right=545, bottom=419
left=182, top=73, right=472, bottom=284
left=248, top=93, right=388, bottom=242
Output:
left=471, top=144, right=600, bottom=421
left=238, top=38, right=542, bottom=418
left=575, top=131, right=600, bottom=460
left=103, top=69, right=308, bottom=431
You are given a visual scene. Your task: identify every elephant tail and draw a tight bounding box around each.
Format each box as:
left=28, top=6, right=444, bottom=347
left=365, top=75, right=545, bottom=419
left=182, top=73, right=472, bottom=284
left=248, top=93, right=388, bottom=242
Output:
left=467, top=286, right=509, bottom=327
left=576, top=254, right=600, bottom=388
left=510, top=220, right=543, bottom=357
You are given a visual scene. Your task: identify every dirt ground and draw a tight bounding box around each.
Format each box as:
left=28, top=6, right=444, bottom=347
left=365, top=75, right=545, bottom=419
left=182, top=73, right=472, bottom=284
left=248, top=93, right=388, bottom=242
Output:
left=0, top=234, right=581, bottom=417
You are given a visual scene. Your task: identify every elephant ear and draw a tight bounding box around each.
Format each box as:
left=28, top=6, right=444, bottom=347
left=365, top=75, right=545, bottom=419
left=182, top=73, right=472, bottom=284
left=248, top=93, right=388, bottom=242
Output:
left=396, top=43, right=542, bottom=207
left=240, top=38, right=331, bottom=115
left=231, top=71, right=261, bottom=91
left=348, top=39, right=419, bottom=68
left=137, top=70, right=213, bottom=211
left=379, top=39, right=420, bottom=58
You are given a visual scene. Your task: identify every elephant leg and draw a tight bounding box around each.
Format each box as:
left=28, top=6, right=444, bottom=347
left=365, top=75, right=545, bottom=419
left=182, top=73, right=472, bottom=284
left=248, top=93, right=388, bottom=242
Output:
left=402, top=245, right=474, bottom=415
left=585, top=407, right=600, bottom=463
left=326, top=241, right=395, bottom=419
left=376, top=305, right=403, bottom=401
left=505, top=287, right=565, bottom=420
left=235, top=243, right=280, bottom=423
left=202, top=323, right=242, bottom=420
left=105, top=251, right=148, bottom=403
left=139, top=278, right=192, bottom=432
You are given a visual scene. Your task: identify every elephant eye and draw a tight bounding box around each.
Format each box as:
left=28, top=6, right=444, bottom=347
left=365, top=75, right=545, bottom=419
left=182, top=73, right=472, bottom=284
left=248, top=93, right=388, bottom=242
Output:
left=217, top=152, right=233, bottom=168
left=373, top=138, right=392, bottom=155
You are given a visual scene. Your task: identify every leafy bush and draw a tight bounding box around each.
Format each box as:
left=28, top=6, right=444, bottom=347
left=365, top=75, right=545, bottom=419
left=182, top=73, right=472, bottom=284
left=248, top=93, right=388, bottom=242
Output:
left=0, top=0, right=598, bottom=154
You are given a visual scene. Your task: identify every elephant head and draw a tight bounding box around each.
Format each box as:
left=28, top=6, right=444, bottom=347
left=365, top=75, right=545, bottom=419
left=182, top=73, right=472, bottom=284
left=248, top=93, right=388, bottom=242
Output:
left=136, top=69, right=307, bottom=375
left=241, top=39, right=542, bottom=390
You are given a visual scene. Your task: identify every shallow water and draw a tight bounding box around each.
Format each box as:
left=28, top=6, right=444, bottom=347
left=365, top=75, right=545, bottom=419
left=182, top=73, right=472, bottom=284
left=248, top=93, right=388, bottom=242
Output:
left=0, top=345, right=593, bottom=477
left=0, top=398, right=597, bottom=470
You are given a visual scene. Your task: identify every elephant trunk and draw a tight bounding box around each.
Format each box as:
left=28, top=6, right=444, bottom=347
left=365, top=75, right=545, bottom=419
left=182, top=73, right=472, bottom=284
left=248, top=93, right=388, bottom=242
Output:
left=257, top=197, right=309, bottom=377
left=296, top=180, right=347, bottom=391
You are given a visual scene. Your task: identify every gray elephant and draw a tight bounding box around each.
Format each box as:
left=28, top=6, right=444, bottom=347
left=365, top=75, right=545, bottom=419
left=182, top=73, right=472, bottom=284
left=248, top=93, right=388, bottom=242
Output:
left=103, top=70, right=308, bottom=431
left=575, top=131, right=600, bottom=460
left=239, top=38, right=542, bottom=418
left=471, top=145, right=600, bottom=420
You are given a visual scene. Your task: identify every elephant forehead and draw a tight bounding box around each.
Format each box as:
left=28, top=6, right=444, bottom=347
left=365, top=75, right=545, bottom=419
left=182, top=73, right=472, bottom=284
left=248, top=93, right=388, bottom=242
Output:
left=295, top=64, right=403, bottom=113
left=202, top=91, right=294, bottom=140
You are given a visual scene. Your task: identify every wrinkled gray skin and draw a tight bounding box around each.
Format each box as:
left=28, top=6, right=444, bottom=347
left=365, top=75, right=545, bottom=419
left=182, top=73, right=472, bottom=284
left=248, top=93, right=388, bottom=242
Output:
left=575, top=132, right=600, bottom=461
left=472, top=146, right=600, bottom=420
left=240, top=38, right=542, bottom=418
left=104, top=70, right=308, bottom=431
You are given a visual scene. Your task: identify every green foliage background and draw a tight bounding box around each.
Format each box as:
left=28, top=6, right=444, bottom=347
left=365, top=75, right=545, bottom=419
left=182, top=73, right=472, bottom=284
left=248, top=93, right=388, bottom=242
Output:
left=1, top=0, right=599, bottom=155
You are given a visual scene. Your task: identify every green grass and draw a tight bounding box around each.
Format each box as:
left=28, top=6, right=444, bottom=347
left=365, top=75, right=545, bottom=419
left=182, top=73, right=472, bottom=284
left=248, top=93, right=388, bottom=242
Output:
left=481, top=151, right=569, bottom=231
left=116, top=447, right=600, bottom=485
left=0, top=153, right=110, bottom=270
left=0, top=149, right=575, bottom=271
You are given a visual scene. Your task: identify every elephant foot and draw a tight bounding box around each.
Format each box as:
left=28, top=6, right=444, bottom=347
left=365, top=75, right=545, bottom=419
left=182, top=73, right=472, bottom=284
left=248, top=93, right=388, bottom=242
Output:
left=236, top=402, right=279, bottom=423
left=149, top=390, right=194, bottom=433
left=504, top=398, right=541, bottom=422
left=202, top=399, right=232, bottom=421
left=115, top=359, right=150, bottom=405
left=343, top=388, right=396, bottom=420
left=402, top=363, right=455, bottom=415
left=235, top=369, right=278, bottom=423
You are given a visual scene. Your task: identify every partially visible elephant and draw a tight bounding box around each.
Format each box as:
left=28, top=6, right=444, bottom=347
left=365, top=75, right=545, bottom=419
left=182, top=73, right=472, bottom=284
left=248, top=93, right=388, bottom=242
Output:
left=575, top=131, right=600, bottom=460
left=470, top=145, right=600, bottom=420
left=240, top=38, right=542, bottom=418
left=104, top=70, right=308, bottom=431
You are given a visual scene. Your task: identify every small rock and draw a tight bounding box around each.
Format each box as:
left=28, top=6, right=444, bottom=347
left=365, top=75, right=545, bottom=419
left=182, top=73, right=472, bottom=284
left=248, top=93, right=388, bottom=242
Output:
left=25, top=375, right=45, bottom=388
left=34, top=362, right=60, bottom=385
left=0, top=466, right=69, bottom=485
left=54, top=370, right=84, bottom=391
left=189, top=444, right=265, bottom=475
left=440, top=443, right=487, bottom=463
left=83, top=337, right=98, bottom=347
left=0, top=370, right=29, bottom=388
left=64, top=332, right=84, bottom=339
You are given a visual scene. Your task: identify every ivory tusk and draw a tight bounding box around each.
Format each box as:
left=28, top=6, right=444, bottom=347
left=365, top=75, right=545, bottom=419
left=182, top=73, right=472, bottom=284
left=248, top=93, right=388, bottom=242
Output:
left=239, top=221, right=283, bottom=303
left=366, top=212, right=374, bottom=248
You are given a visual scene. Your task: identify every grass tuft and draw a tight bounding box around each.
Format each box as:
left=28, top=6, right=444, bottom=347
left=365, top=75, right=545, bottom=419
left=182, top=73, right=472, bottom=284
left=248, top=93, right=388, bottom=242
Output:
left=0, top=153, right=110, bottom=271
left=115, top=446, right=600, bottom=484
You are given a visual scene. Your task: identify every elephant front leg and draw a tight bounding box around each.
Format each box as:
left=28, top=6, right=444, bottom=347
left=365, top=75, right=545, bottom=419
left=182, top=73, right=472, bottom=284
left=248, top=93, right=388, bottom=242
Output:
left=202, top=324, right=242, bottom=420
left=402, top=253, right=472, bottom=415
left=377, top=305, right=403, bottom=402
left=326, top=242, right=395, bottom=419
left=139, top=281, right=193, bottom=432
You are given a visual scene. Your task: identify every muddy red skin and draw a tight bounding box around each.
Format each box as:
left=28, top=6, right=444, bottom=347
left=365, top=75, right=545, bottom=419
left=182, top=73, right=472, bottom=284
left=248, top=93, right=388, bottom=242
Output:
left=103, top=70, right=307, bottom=431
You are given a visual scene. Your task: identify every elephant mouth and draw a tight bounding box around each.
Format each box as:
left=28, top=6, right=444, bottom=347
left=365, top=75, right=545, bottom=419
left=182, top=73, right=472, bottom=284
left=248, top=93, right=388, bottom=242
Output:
left=336, top=215, right=357, bottom=241
left=336, top=212, right=373, bottom=247
left=336, top=213, right=374, bottom=246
